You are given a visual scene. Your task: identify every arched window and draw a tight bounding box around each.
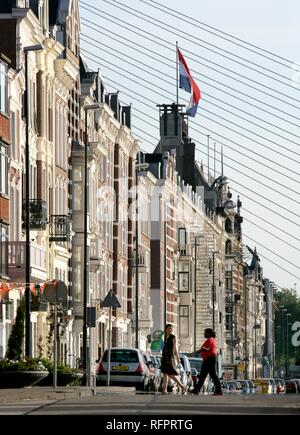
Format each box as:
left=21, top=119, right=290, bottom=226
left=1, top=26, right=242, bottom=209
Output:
left=225, top=218, right=232, bottom=233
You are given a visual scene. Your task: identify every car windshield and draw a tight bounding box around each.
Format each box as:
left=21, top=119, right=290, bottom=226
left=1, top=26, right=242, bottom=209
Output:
left=189, top=359, right=202, bottom=371
left=102, top=350, right=139, bottom=363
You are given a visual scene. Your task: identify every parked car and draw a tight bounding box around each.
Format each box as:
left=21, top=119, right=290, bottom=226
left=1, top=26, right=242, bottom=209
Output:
left=190, top=368, right=199, bottom=386
left=179, top=354, right=193, bottom=391
left=252, top=379, right=274, bottom=394
left=97, top=348, right=154, bottom=391
left=238, top=380, right=252, bottom=394
left=188, top=357, right=203, bottom=374
left=143, top=353, right=157, bottom=392
left=270, top=379, right=277, bottom=394
left=227, top=381, right=243, bottom=393
left=289, top=379, right=300, bottom=393
left=149, top=354, right=162, bottom=393
left=274, top=378, right=286, bottom=394
left=285, top=380, right=298, bottom=394
left=247, top=380, right=256, bottom=394
left=220, top=380, right=230, bottom=394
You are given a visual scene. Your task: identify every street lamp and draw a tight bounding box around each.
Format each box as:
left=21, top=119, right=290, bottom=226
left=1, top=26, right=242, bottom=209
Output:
left=193, top=236, right=201, bottom=355
left=285, top=313, right=292, bottom=379
left=82, top=103, right=101, bottom=385
left=24, top=44, right=44, bottom=357
left=211, top=250, right=220, bottom=331
left=279, top=306, right=287, bottom=375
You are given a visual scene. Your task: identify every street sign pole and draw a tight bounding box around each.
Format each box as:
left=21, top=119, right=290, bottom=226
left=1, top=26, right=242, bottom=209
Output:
left=108, top=306, right=112, bottom=387
left=53, top=302, right=58, bottom=389
left=44, top=280, right=68, bottom=390
left=101, top=289, right=121, bottom=387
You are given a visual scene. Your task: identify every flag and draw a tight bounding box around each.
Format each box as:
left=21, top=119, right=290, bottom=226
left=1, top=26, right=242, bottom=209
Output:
left=178, top=48, right=201, bottom=117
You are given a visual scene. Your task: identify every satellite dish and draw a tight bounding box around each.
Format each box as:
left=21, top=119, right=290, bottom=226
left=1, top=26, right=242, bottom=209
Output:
left=44, top=280, right=68, bottom=305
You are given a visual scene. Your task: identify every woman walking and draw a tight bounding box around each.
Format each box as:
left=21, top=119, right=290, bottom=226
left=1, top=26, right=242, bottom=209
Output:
left=192, top=328, right=223, bottom=395
left=160, top=324, right=186, bottom=394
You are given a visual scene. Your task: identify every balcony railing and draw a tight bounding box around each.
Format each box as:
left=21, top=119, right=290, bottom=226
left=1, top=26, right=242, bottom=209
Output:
left=49, top=215, right=71, bottom=242
left=178, top=245, right=192, bottom=258
left=8, top=242, right=47, bottom=281
left=131, top=251, right=148, bottom=273
left=22, top=199, right=47, bottom=231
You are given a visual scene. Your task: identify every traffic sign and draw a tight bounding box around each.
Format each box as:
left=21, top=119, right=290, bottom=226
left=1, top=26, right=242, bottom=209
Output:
left=101, top=289, right=121, bottom=309
left=44, top=280, right=68, bottom=305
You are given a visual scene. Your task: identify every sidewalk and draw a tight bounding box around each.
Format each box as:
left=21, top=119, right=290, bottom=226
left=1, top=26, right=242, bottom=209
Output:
left=0, top=386, right=136, bottom=403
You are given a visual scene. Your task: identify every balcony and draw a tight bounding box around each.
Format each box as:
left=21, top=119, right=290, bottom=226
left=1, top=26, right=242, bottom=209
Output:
left=178, top=244, right=192, bottom=259
left=8, top=242, right=47, bottom=282
left=22, top=199, right=47, bottom=231
left=131, top=251, right=148, bottom=273
left=49, top=215, right=71, bottom=242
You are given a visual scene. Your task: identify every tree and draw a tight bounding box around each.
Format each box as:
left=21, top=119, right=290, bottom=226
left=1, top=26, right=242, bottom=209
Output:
left=6, top=298, right=26, bottom=360
left=274, top=288, right=300, bottom=369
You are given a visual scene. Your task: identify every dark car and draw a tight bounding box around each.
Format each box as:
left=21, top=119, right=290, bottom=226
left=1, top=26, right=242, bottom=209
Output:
left=289, top=379, right=300, bottom=393
left=285, top=380, right=298, bottom=394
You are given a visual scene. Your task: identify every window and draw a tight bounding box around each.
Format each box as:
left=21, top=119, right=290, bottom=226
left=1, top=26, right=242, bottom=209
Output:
left=0, top=143, right=8, bottom=195
left=225, top=239, right=232, bottom=254
left=225, top=271, right=232, bottom=291
left=0, top=223, right=8, bottom=277
left=179, top=306, right=189, bottom=338
left=225, top=218, right=233, bottom=233
left=10, top=111, right=18, bottom=160
left=73, top=166, right=83, bottom=211
left=225, top=314, right=232, bottom=331
left=178, top=271, right=189, bottom=293
left=0, top=62, right=7, bottom=113
left=73, top=246, right=82, bottom=301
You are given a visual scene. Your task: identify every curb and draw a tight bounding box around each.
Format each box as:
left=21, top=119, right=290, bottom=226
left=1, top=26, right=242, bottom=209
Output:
left=0, top=387, right=96, bottom=403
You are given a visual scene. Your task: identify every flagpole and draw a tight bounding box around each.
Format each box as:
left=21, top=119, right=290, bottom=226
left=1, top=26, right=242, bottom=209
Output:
left=176, top=41, right=179, bottom=105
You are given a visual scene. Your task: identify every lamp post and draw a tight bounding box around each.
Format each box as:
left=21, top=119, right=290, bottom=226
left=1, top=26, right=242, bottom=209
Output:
left=24, top=44, right=43, bottom=357
left=82, top=103, right=101, bottom=385
left=285, top=313, right=292, bottom=379
left=193, top=236, right=201, bottom=355
left=279, top=306, right=287, bottom=376
left=211, top=250, right=219, bottom=331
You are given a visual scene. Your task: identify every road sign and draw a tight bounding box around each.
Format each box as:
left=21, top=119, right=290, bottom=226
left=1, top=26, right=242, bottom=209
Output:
left=44, top=280, right=68, bottom=305
left=101, top=289, right=121, bottom=309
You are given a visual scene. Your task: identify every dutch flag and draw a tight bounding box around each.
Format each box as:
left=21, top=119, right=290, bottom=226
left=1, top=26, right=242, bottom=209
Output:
left=178, top=48, right=201, bottom=117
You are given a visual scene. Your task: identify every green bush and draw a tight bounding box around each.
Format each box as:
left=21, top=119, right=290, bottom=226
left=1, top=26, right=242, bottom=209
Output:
left=39, top=358, right=82, bottom=375
left=6, top=298, right=25, bottom=360
left=0, top=357, right=48, bottom=372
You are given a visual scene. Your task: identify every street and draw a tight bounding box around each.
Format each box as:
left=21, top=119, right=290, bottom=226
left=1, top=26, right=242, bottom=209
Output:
left=0, top=394, right=299, bottom=415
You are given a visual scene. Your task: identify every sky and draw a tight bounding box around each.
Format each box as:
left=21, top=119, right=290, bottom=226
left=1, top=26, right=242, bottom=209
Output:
left=79, top=0, right=300, bottom=295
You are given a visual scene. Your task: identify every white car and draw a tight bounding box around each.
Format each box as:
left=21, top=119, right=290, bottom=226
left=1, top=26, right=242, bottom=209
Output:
left=97, top=348, right=153, bottom=391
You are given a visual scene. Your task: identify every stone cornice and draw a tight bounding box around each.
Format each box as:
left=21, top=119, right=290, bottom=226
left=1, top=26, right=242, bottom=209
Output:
left=54, top=58, right=77, bottom=90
